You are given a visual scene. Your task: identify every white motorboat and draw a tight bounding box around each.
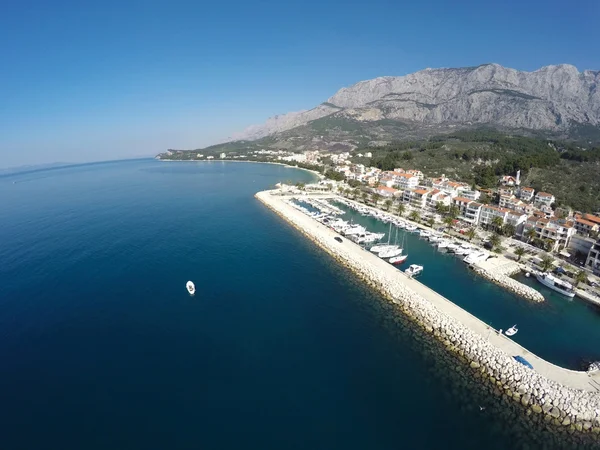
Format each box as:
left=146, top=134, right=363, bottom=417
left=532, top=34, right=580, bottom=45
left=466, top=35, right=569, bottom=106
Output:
left=505, top=325, right=518, bottom=336
left=437, top=239, right=450, bottom=249
left=535, top=272, right=575, bottom=298
left=463, top=251, right=490, bottom=265
left=186, top=281, right=196, bottom=295
left=405, top=225, right=418, bottom=232
left=405, top=264, right=423, bottom=277
left=389, top=254, right=408, bottom=265
left=419, top=230, right=431, bottom=239
left=446, top=243, right=460, bottom=253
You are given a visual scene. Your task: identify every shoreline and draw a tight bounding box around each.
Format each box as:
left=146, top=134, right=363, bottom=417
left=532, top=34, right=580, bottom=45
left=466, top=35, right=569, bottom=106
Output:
left=156, top=157, right=323, bottom=180
left=256, top=189, right=600, bottom=438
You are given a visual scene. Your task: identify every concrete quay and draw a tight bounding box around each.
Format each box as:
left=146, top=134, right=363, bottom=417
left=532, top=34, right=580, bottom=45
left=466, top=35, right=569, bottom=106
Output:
left=256, top=190, right=600, bottom=438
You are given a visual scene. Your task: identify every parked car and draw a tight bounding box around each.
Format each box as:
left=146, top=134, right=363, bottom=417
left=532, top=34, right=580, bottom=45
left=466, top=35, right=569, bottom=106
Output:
left=334, top=236, right=343, bottom=243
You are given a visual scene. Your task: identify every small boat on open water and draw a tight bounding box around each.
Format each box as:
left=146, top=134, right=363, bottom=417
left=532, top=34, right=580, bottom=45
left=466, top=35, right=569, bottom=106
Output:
left=186, top=281, right=196, bottom=295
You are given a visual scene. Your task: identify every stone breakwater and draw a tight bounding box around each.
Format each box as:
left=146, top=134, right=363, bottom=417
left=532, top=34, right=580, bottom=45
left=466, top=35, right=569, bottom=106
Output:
left=472, top=260, right=545, bottom=303
left=256, top=191, right=600, bottom=442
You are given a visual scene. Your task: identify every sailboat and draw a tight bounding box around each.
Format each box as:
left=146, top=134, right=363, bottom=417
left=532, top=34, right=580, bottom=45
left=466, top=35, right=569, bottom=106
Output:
left=389, top=229, right=408, bottom=265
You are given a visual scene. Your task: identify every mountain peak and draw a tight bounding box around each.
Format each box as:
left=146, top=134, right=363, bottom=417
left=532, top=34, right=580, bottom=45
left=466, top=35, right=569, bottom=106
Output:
left=229, top=63, right=599, bottom=143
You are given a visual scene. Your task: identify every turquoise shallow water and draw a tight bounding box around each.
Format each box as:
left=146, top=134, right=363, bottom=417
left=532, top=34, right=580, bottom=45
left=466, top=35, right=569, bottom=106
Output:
left=0, top=160, right=597, bottom=449
left=331, top=203, right=600, bottom=370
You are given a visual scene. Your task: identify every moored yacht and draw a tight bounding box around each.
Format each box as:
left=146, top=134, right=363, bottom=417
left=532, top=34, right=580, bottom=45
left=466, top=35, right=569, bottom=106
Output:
left=535, top=272, right=575, bottom=298
left=463, top=251, right=490, bottom=265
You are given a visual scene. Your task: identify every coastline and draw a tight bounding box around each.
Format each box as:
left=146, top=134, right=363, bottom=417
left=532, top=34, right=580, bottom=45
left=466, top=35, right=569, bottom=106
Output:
left=256, top=189, right=600, bottom=439
left=156, top=157, right=323, bottom=181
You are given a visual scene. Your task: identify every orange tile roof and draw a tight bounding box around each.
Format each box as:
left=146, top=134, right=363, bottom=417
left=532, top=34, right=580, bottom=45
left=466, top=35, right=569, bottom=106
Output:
left=583, top=214, right=600, bottom=224
left=536, top=192, right=553, bottom=197
left=414, top=189, right=429, bottom=195
left=397, top=173, right=414, bottom=179
left=521, top=187, right=534, bottom=192
left=452, top=196, right=473, bottom=203
left=576, top=218, right=597, bottom=227
left=378, top=186, right=398, bottom=193
left=430, top=189, right=441, bottom=194
left=469, top=202, right=483, bottom=208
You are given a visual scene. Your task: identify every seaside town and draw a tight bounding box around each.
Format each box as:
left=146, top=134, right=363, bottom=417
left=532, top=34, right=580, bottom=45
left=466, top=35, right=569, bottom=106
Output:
left=205, top=149, right=600, bottom=302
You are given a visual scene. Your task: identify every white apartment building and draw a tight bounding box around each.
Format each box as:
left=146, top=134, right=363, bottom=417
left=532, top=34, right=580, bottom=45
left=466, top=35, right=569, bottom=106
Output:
left=534, top=192, right=555, bottom=207
left=518, top=187, right=535, bottom=202
left=395, top=173, right=419, bottom=189
left=586, top=240, right=600, bottom=275
left=523, top=217, right=575, bottom=252
left=464, top=202, right=483, bottom=226
left=461, top=190, right=481, bottom=201
left=479, top=205, right=509, bottom=228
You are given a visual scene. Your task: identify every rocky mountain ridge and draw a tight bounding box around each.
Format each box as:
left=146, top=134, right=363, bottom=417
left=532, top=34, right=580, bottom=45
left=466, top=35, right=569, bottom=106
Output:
left=229, top=64, right=600, bottom=145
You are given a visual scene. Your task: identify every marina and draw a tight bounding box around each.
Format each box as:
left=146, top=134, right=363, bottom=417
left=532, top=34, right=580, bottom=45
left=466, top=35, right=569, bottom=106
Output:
left=285, top=193, right=600, bottom=370
left=257, top=188, right=600, bottom=439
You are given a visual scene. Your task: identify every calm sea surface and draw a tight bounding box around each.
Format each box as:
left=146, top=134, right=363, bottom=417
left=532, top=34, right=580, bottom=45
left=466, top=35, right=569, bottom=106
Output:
left=0, top=160, right=597, bottom=449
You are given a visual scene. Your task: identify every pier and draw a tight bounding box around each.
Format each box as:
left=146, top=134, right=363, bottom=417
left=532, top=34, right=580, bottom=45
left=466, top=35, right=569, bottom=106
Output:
left=256, top=189, right=600, bottom=436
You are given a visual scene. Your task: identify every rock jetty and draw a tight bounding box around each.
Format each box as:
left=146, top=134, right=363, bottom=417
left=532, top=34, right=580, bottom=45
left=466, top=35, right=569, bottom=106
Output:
left=256, top=190, right=600, bottom=443
left=472, top=259, right=545, bottom=303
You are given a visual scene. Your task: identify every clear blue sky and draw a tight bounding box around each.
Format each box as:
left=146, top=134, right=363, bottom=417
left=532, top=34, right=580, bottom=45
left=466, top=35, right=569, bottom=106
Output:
left=1, top=0, right=598, bottom=167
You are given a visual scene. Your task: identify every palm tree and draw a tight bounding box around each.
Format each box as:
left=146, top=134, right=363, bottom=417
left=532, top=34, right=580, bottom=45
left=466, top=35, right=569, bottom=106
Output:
left=491, top=216, right=504, bottom=233
left=384, top=199, right=393, bottom=211
left=574, top=270, right=587, bottom=288
left=525, top=228, right=537, bottom=243
left=489, top=233, right=501, bottom=249
left=466, top=227, right=477, bottom=242
left=514, top=247, right=526, bottom=262
left=427, top=217, right=435, bottom=229
left=502, top=224, right=516, bottom=237
left=353, top=188, right=360, bottom=200
left=361, top=192, right=369, bottom=203
left=409, top=210, right=420, bottom=222
left=435, top=202, right=448, bottom=214
left=540, top=254, right=555, bottom=272
left=396, top=203, right=406, bottom=217
left=372, top=193, right=382, bottom=205
left=447, top=205, right=459, bottom=219
left=443, top=217, right=454, bottom=228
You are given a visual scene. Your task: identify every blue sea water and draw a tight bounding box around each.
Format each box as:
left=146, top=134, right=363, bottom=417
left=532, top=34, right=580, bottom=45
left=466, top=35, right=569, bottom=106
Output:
left=0, top=160, right=596, bottom=449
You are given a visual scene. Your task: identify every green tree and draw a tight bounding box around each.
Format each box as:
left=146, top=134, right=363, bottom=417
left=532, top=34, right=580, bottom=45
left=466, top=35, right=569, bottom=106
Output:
left=540, top=254, right=555, bottom=272
left=361, top=192, right=369, bottom=203
left=443, top=217, right=454, bottom=228
left=396, top=203, right=406, bottom=217
left=295, top=182, right=305, bottom=189
left=409, top=210, right=420, bottom=222
left=525, top=228, right=537, bottom=243
left=502, top=224, right=516, bottom=237
left=384, top=199, right=393, bottom=211
left=435, top=203, right=448, bottom=214
left=514, top=247, right=526, bottom=261
left=372, top=193, right=382, bottom=205
left=574, top=270, right=587, bottom=288
left=427, top=217, right=435, bottom=228
left=491, top=216, right=504, bottom=233
left=447, top=205, right=459, bottom=219
left=466, top=227, right=477, bottom=241
left=489, top=233, right=501, bottom=249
